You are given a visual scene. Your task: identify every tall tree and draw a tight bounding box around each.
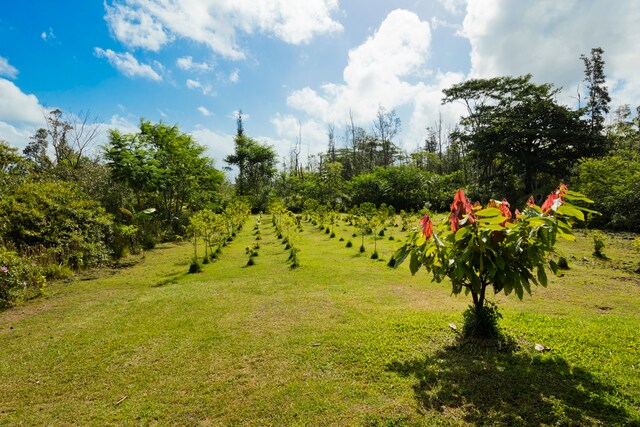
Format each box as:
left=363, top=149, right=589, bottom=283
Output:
left=580, top=47, right=611, bottom=138
left=372, top=105, right=401, bottom=167
left=224, top=118, right=277, bottom=210
left=443, top=75, right=589, bottom=199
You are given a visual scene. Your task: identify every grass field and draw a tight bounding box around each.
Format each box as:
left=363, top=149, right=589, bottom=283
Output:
left=1, top=216, right=639, bottom=426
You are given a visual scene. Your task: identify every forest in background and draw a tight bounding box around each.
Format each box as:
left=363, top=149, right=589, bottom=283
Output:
left=1, top=47, right=639, bottom=306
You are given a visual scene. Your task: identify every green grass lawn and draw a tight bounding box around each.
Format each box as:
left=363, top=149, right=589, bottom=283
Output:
left=1, top=217, right=639, bottom=426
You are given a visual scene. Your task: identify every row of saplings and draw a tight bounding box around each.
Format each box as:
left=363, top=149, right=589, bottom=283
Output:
left=186, top=187, right=639, bottom=342
left=303, top=201, right=416, bottom=261
left=186, top=201, right=251, bottom=273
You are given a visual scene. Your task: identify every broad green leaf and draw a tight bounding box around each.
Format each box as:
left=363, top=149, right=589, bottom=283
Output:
left=478, top=215, right=507, bottom=225
left=409, top=250, right=420, bottom=275
left=537, top=264, right=548, bottom=286
left=556, top=204, right=584, bottom=221
left=392, top=246, right=410, bottom=268
left=475, top=207, right=501, bottom=218
left=455, top=226, right=471, bottom=241
left=564, top=190, right=594, bottom=203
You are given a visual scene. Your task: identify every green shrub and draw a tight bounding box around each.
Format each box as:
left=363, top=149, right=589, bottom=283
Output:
left=42, top=264, right=73, bottom=280
left=188, top=260, right=202, bottom=274
left=1, top=248, right=46, bottom=308
left=591, top=231, right=606, bottom=258
left=462, top=301, right=503, bottom=340
left=0, top=180, right=113, bottom=268
left=346, top=240, right=353, bottom=248
left=557, top=256, right=569, bottom=270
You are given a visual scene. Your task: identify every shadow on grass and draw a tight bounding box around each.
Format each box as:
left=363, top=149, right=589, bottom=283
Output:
left=152, top=271, right=187, bottom=287
left=387, top=340, right=638, bottom=426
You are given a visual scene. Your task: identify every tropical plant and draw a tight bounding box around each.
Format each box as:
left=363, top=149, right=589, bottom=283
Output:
left=393, top=184, right=595, bottom=338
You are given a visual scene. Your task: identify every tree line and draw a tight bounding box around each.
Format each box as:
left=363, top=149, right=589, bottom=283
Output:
left=231, top=48, right=638, bottom=231
left=1, top=47, right=638, bottom=307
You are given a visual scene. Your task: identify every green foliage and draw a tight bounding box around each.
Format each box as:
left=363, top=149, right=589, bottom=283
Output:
left=591, top=231, right=606, bottom=258
left=104, top=120, right=224, bottom=235
left=346, top=240, right=353, bottom=248
left=188, top=260, right=202, bottom=274
left=394, top=186, right=595, bottom=338
left=0, top=180, right=113, bottom=268
left=0, top=248, right=46, bottom=308
left=443, top=75, right=590, bottom=199
left=461, top=301, right=503, bottom=339
left=224, top=127, right=277, bottom=211
left=578, top=153, right=640, bottom=231
left=288, top=247, right=300, bottom=269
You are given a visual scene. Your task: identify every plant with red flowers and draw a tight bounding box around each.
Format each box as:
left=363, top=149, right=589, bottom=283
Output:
left=393, top=184, right=596, bottom=338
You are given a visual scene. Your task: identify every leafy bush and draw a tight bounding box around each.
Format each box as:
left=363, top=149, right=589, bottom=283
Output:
left=0, top=180, right=113, bottom=268
left=591, top=231, right=606, bottom=258
left=394, top=185, right=593, bottom=338
left=188, top=260, right=202, bottom=274
left=578, top=155, right=640, bottom=231
left=1, top=248, right=46, bottom=308
left=462, top=301, right=503, bottom=339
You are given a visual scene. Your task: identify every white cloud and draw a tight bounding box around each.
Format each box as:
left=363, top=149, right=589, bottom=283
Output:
left=104, top=0, right=343, bottom=59
left=439, top=0, right=467, bottom=14
left=0, top=56, right=18, bottom=79
left=285, top=9, right=443, bottom=150
left=461, top=0, right=640, bottom=107
left=0, top=121, right=35, bottom=149
left=229, top=69, right=239, bottom=83
left=0, top=78, right=45, bottom=124
left=105, top=2, right=169, bottom=52
left=176, top=56, right=213, bottom=72
left=106, top=114, right=139, bottom=135
left=271, top=113, right=327, bottom=155
left=198, top=106, right=212, bottom=116
left=190, top=126, right=235, bottom=164
left=186, top=78, right=213, bottom=95
left=94, top=47, right=162, bottom=81
left=0, top=79, right=46, bottom=149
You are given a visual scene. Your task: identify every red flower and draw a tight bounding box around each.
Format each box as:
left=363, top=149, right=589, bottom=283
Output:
left=449, top=189, right=474, bottom=232
left=420, top=214, right=433, bottom=240
left=526, top=196, right=536, bottom=208
left=541, top=184, right=568, bottom=213
left=499, top=198, right=512, bottom=225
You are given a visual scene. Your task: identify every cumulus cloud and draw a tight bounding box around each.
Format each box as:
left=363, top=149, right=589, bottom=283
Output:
left=104, top=0, right=343, bottom=59
left=94, top=47, right=162, bottom=81
left=40, top=27, right=57, bottom=43
left=283, top=9, right=457, bottom=150
left=190, top=126, right=235, bottom=164
left=271, top=113, right=327, bottom=154
left=461, top=0, right=640, bottom=106
left=0, top=78, right=45, bottom=124
left=105, top=2, right=169, bottom=52
left=0, top=121, right=35, bottom=149
left=0, top=56, right=18, bottom=79
left=0, top=79, right=47, bottom=148
left=176, top=56, right=213, bottom=72
left=287, top=9, right=432, bottom=123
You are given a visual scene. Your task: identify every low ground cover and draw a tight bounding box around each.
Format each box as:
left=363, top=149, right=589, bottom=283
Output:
left=1, top=216, right=638, bottom=425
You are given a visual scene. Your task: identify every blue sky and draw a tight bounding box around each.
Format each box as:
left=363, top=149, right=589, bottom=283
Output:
left=1, top=1, right=639, bottom=170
